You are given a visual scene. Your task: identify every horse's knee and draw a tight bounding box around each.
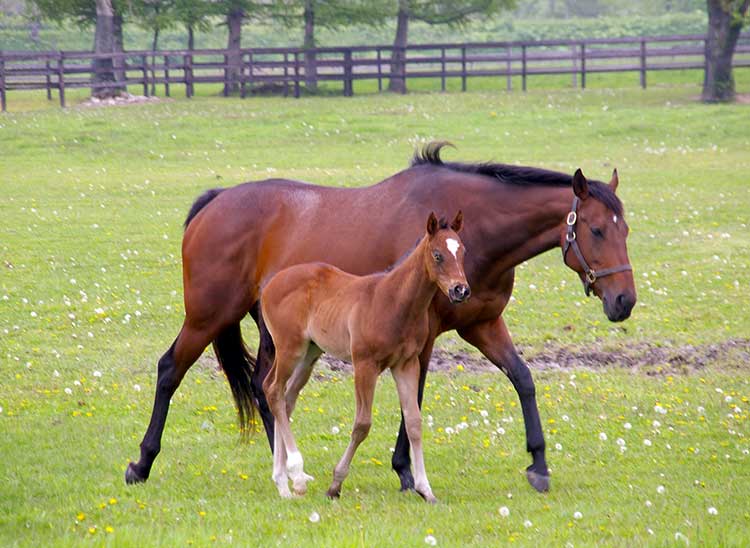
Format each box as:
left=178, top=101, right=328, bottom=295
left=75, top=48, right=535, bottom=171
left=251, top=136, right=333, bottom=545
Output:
left=509, top=360, right=535, bottom=397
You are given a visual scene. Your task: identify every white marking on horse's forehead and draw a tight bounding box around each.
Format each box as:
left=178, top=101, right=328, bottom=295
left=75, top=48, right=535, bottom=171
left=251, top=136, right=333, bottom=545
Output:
left=445, top=237, right=460, bottom=259
left=613, top=215, right=618, bottom=224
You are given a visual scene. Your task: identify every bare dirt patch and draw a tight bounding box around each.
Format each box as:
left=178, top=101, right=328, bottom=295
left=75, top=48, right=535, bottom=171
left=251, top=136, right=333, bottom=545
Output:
left=81, top=93, right=162, bottom=108
left=318, top=338, right=750, bottom=375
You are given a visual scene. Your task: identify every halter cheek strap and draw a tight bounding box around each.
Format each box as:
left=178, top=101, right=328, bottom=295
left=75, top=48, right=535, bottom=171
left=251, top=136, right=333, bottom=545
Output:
left=562, top=197, right=633, bottom=296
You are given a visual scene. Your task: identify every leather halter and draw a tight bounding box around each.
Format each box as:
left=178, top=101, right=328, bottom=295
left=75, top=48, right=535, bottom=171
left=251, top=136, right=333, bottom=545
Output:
left=562, top=197, right=633, bottom=296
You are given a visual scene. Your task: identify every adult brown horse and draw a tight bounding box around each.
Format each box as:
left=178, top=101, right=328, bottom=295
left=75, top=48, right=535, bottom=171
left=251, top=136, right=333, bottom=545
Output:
left=125, top=142, right=636, bottom=494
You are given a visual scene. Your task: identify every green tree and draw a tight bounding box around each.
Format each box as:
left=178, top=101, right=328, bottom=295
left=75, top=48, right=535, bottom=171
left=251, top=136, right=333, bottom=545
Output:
left=702, top=0, right=750, bottom=102
left=29, top=0, right=129, bottom=97
left=172, top=0, right=214, bottom=50
left=388, top=0, right=516, bottom=93
left=131, top=1, right=177, bottom=94
left=269, top=1, right=388, bottom=92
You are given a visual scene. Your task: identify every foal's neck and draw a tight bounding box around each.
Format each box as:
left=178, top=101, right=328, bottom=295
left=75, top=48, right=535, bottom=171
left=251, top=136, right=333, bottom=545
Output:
left=380, top=237, right=437, bottom=318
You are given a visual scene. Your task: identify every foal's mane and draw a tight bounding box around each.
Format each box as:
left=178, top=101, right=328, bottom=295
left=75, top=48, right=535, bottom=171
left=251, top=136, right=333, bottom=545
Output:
left=411, top=142, right=623, bottom=216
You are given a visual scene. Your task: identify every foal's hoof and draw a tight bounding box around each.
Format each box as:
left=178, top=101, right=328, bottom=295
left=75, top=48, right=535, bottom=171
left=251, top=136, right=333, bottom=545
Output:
left=326, top=487, right=341, bottom=499
left=125, top=463, right=147, bottom=485
left=417, top=491, right=438, bottom=504
left=526, top=469, right=550, bottom=493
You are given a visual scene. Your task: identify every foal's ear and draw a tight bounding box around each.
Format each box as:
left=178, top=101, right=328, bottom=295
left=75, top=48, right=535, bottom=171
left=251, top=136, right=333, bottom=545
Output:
left=609, top=168, right=619, bottom=192
left=572, top=168, right=589, bottom=200
left=426, top=211, right=439, bottom=235
left=450, top=210, right=463, bottom=232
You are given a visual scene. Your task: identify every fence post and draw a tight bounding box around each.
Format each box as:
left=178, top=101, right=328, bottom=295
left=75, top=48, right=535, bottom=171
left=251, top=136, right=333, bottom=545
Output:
left=294, top=51, right=300, bottom=98
left=461, top=46, right=467, bottom=92
left=571, top=44, right=578, bottom=88
left=506, top=45, right=512, bottom=91
left=441, top=47, right=446, bottom=92
left=521, top=45, right=527, bottom=91
left=45, top=58, right=52, bottom=100
left=640, top=39, right=647, bottom=89
left=163, top=55, right=170, bottom=97
left=344, top=49, right=353, bottom=97
left=580, top=43, right=586, bottom=89
left=57, top=53, right=66, bottom=108
left=141, top=54, right=149, bottom=96
left=185, top=53, right=193, bottom=98
left=377, top=48, right=382, bottom=92
left=0, top=51, right=6, bottom=112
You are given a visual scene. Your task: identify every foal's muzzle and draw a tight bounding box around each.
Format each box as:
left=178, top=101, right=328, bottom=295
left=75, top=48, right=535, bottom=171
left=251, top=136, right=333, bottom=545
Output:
left=449, top=283, right=471, bottom=304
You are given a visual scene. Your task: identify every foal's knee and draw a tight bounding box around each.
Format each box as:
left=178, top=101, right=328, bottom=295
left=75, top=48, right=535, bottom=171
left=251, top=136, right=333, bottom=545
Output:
left=352, top=419, right=372, bottom=443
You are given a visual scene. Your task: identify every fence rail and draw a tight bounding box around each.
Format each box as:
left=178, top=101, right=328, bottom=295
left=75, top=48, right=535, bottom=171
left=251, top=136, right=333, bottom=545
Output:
left=1, top=33, right=749, bottom=111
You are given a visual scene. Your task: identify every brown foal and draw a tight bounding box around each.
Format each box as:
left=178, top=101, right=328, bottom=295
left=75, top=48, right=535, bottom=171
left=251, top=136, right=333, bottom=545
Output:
left=261, top=211, right=470, bottom=502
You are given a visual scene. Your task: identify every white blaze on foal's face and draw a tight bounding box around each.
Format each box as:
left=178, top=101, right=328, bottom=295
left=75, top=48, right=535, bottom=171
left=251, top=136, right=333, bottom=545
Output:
left=446, top=237, right=460, bottom=259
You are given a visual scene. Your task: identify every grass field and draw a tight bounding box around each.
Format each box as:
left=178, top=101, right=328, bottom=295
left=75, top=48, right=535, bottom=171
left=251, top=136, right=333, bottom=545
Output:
left=1, top=78, right=749, bottom=546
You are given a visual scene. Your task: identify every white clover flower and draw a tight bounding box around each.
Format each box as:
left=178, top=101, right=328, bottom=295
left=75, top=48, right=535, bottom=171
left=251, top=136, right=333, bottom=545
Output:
left=599, top=432, right=608, bottom=441
left=707, top=507, right=718, bottom=515
left=644, top=439, right=652, bottom=447
left=652, top=420, right=661, bottom=428
left=523, top=520, right=532, bottom=528
left=498, top=506, right=510, bottom=517
left=133, top=384, right=141, bottom=392
left=623, top=422, right=632, bottom=430
left=573, top=511, right=582, bottom=520
left=64, top=388, right=73, bottom=395
left=616, top=438, right=626, bottom=446
left=562, top=415, right=570, bottom=422
left=308, top=511, right=320, bottom=523
left=645, top=500, right=652, bottom=507
left=555, top=443, right=563, bottom=451
left=424, top=535, right=437, bottom=546
left=93, top=371, right=102, bottom=378
left=331, top=426, right=340, bottom=435
left=657, top=485, right=665, bottom=494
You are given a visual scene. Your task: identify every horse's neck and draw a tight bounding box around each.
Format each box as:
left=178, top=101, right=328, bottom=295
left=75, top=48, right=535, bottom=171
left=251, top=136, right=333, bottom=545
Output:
left=378, top=240, right=436, bottom=318
left=482, top=185, right=572, bottom=272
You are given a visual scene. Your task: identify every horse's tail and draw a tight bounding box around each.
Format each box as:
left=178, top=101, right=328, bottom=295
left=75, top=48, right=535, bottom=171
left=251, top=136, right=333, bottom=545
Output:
left=213, top=323, right=257, bottom=435
left=184, top=188, right=224, bottom=229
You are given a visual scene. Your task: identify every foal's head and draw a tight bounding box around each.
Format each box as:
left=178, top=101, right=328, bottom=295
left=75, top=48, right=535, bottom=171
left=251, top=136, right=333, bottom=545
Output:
left=424, top=211, right=470, bottom=304
left=562, top=169, right=636, bottom=322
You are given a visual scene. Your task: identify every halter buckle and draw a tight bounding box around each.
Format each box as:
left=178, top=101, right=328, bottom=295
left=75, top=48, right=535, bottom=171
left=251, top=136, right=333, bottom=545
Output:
left=566, top=231, right=576, bottom=242
left=566, top=211, right=577, bottom=226
left=586, top=270, right=597, bottom=284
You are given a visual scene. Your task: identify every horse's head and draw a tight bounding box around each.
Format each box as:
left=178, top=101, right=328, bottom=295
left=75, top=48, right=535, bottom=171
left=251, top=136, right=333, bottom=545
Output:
left=425, top=210, right=471, bottom=304
left=561, top=169, right=636, bottom=322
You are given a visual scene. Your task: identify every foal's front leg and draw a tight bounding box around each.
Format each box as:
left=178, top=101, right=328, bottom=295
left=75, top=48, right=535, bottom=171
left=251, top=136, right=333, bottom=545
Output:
left=327, top=359, right=378, bottom=499
left=392, top=358, right=436, bottom=503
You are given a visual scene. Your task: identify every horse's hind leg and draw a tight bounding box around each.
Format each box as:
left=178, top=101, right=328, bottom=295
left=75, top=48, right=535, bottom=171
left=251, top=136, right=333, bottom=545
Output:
left=125, top=323, right=213, bottom=484
left=392, top=358, right=436, bottom=503
left=250, top=309, right=277, bottom=452
left=327, top=359, right=377, bottom=499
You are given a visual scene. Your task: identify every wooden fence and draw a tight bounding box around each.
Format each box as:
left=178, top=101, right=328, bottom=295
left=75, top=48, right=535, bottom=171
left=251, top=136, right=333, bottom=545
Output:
left=1, top=34, right=750, bottom=111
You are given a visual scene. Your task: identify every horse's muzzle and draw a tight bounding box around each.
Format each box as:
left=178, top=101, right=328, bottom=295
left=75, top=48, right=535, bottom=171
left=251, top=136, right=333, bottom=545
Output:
left=605, top=291, right=636, bottom=322
left=449, top=283, right=471, bottom=304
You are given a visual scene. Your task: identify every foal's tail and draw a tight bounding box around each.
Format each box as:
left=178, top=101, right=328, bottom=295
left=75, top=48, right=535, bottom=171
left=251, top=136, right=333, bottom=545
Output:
left=213, top=323, right=258, bottom=435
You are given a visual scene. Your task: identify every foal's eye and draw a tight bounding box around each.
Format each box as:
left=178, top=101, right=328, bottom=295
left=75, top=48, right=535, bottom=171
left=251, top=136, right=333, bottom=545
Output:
left=433, top=251, right=443, bottom=263
left=591, top=227, right=604, bottom=238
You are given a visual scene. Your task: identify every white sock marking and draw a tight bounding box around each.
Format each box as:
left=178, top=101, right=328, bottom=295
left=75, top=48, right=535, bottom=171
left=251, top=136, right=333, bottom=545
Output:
left=446, top=238, right=460, bottom=259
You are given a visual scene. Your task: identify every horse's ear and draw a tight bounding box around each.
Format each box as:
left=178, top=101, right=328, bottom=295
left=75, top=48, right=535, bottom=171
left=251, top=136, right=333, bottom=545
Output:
left=572, top=168, right=589, bottom=200
left=450, top=210, right=463, bottom=232
left=609, top=168, right=619, bottom=192
left=426, top=212, right=438, bottom=235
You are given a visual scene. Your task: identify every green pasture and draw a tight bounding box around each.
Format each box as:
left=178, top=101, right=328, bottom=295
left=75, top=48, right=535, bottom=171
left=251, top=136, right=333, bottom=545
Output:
left=1, top=76, right=749, bottom=546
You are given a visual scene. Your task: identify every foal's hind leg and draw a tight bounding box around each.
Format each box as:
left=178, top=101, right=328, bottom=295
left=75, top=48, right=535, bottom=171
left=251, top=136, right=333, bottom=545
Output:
left=392, top=358, right=435, bottom=503
left=264, top=344, right=312, bottom=497
left=126, top=323, right=213, bottom=484
left=327, top=359, right=378, bottom=499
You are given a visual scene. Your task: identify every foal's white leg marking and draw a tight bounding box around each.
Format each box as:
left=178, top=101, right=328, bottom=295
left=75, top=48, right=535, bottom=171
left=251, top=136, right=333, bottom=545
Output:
left=286, top=450, right=311, bottom=495
left=272, top=424, right=292, bottom=498
left=446, top=238, right=460, bottom=259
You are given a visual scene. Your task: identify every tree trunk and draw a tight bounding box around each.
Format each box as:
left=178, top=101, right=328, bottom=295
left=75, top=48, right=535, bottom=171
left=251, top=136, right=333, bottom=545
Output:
left=388, top=1, right=409, bottom=93
left=151, top=28, right=159, bottom=96
left=113, top=13, right=125, bottom=84
left=304, top=0, right=317, bottom=92
left=225, top=8, right=244, bottom=95
left=93, top=0, right=125, bottom=98
left=188, top=25, right=195, bottom=51
left=702, top=0, right=750, bottom=102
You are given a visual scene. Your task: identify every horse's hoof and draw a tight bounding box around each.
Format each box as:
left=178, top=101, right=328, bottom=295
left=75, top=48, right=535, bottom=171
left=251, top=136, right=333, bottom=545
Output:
left=326, top=487, right=341, bottom=499
left=418, top=491, right=438, bottom=504
left=526, top=469, right=550, bottom=493
left=125, top=463, right=147, bottom=485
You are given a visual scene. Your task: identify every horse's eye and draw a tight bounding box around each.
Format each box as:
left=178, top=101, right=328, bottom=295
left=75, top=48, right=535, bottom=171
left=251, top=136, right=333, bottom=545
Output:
left=591, top=227, right=604, bottom=238
left=433, top=251, right=443, bottom=263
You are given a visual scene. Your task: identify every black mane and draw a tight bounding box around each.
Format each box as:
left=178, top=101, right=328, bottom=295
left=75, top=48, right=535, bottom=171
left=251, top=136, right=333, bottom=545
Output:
left=411, top=142, right=623, bottom=216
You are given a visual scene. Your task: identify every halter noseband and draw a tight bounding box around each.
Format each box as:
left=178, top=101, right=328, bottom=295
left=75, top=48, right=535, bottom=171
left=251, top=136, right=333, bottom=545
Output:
left=562, top=197, right=633, bottom=296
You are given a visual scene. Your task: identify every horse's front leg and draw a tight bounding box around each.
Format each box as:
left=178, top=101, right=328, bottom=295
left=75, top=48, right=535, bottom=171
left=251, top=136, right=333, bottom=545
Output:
left=458, top=316, right=550, bottom=492
left=391, top=336, right=434, bottom=491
